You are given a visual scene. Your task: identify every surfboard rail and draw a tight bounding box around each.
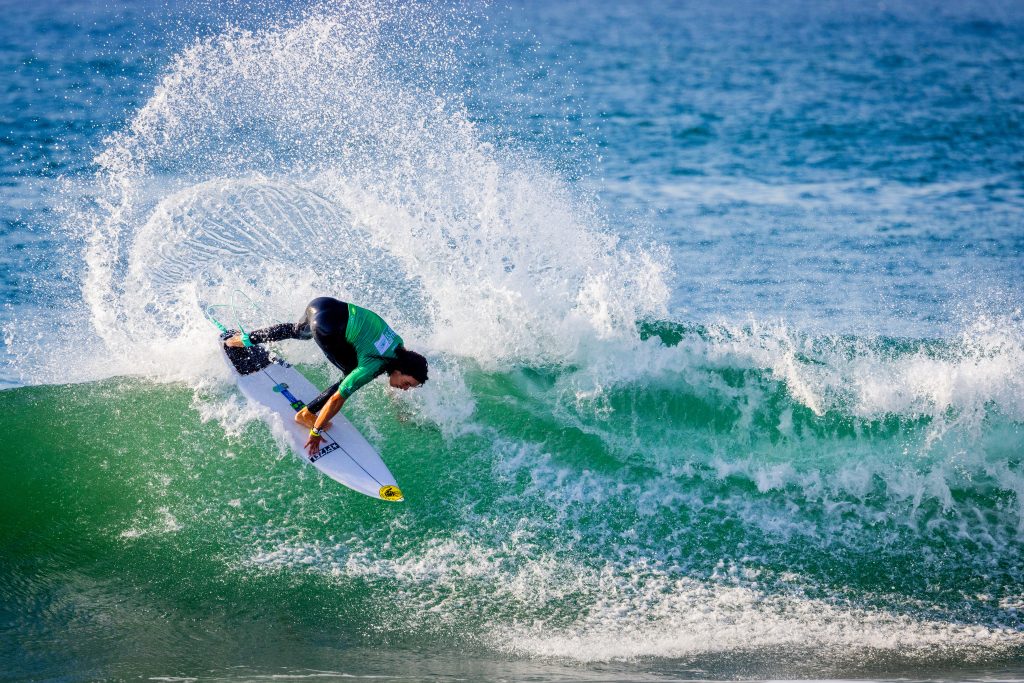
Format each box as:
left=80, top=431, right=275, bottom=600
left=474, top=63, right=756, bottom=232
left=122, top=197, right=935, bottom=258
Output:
left=221, top=338, right=404, bottom=502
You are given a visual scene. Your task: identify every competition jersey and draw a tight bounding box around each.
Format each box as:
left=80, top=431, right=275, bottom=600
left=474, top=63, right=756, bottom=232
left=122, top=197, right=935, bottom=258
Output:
left=337, top=303, right=404, bottom=399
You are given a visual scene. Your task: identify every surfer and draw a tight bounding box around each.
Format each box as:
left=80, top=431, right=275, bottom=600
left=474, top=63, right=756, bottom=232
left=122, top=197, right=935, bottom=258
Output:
left=224, top=297, right=428, bottom=455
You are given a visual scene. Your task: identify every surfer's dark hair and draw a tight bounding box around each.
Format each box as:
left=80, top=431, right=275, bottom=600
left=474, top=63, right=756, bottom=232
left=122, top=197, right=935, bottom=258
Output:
left=389, top=346, right=429, bottom=384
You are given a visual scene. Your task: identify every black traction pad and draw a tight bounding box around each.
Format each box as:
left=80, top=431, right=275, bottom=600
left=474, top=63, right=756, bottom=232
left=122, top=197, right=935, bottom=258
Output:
left=220, top=330, right=273, bottom=375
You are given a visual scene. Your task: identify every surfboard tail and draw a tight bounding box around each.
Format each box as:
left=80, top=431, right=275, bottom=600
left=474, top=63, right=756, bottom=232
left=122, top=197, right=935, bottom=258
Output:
left=220, top=331, right=273, bottom=375
left=222, top=340, right=404, bottom=502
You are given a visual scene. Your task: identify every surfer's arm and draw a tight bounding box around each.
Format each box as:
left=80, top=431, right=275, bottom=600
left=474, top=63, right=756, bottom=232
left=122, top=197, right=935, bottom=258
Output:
left=315, top=393, right=345, bottom=430
left=304, top=392, right=345, bottom=455
left=335, top=365, right=376, bottom=399
left=302, top=364, right=380, bottom=455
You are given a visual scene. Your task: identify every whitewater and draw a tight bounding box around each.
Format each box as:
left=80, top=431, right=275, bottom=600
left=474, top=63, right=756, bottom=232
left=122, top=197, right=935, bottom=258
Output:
left=1, top=1, right=1022, bottom=680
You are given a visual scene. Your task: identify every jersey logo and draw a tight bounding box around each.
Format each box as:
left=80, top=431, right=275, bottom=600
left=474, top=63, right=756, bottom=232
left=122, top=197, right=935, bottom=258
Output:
left=374, top=329, right=395, bottom=355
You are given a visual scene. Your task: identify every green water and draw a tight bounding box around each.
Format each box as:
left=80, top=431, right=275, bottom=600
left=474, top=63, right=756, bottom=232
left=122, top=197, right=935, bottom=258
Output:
left=2, top=330, right=1022, bottom=680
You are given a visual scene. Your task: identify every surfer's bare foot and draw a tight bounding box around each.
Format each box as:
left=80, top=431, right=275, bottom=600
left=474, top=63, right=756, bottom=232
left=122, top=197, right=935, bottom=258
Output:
left=295, top=407, right=331, bottom=431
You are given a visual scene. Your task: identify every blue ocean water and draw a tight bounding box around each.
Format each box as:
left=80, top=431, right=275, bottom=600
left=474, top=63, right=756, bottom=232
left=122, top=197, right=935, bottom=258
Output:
left=1, top=1, right=1023, bottom=680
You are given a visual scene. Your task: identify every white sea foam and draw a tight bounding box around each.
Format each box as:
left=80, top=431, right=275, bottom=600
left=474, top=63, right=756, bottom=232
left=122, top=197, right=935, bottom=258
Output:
left=493, top=570, right=1024, bottom=662
left=14, top=4, right=1021, bottom=667
left=240, top=524, right=1024, bottom=665
left=13, top=1, right=1023, bottom=463
left=22, top=5, right=660, bottom=392
left=231, top=430, right=1022, bottom=664
left=120, top=506, right=184, bottom=540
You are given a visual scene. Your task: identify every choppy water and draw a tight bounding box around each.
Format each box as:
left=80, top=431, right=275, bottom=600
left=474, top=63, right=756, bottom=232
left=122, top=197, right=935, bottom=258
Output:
left=2, top=1, right=1023, bottom=681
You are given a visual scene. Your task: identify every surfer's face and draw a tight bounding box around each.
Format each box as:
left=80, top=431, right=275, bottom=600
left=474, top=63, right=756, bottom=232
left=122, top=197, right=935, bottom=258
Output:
left=388, top=371, right=422, bottom=391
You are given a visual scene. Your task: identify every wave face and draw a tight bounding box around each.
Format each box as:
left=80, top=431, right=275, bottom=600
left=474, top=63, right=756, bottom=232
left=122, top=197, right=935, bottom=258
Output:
left=2, top=1, right=1023, bottom=681
left=3, top=325, right=1023, bottom=678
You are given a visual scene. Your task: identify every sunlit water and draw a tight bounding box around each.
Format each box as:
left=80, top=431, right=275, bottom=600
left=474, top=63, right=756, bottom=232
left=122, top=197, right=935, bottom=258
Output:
left=1, top=1, right=1022, bottom=680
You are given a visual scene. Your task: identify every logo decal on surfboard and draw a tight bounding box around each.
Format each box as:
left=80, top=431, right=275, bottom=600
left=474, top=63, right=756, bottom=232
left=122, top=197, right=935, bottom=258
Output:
left=272, top=383, right=306, bottom=411
left=310, top=442, right=339, bottom=462
left=379, top=485, right=403, bottom=501
left=222, top=339, right=403, bottom=502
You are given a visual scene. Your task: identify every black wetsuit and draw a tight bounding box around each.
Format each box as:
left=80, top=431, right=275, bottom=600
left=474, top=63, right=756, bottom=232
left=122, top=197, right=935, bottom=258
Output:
left=248, top=297, right=357, bottom=412
left=246, top=297, right=402, bottom=413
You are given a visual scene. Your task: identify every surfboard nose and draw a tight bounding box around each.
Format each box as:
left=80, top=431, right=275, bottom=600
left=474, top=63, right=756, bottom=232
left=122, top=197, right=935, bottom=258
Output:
left=378, top=485, right=404, bottom=502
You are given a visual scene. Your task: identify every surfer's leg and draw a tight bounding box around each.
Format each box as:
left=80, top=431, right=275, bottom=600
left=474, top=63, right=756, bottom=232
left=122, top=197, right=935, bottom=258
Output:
left=293, top=298, right=352, bottom=430
left=246, top=304, right=318, bottom=344
left=246, top=322, right=306, bottom=344
left=226, top=301, right=319, bottom=348
left=306, top=298, right=358, bottom=372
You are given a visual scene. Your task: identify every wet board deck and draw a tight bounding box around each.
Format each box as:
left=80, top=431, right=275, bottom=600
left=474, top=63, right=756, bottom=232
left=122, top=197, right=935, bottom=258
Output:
left=221, top=339, right=403, bottom=502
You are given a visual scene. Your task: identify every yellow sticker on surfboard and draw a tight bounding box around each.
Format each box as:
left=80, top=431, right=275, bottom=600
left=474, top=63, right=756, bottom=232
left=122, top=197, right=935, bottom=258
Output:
left=379, top=485, right=404, bottom=501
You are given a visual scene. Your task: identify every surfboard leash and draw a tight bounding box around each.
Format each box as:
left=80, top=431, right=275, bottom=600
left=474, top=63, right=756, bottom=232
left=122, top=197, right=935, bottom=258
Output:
left=202, top=290, right=289, bottom=348
left=202, top=303, right=254, bottom=347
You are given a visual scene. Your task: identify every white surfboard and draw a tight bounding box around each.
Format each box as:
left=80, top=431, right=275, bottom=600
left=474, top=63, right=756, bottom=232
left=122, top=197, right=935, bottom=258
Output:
left=222, top=340, right=404, bottom=502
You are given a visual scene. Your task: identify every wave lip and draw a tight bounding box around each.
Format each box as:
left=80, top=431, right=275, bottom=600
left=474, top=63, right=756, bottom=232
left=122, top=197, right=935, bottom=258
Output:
left=9, top=3, right=669, bottom=389
left=3, top=2, right=1022, bottom=677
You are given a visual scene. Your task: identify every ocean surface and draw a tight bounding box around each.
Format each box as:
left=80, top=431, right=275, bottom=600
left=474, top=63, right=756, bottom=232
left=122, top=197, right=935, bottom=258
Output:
left=2, top=0, right=1023, bottom=680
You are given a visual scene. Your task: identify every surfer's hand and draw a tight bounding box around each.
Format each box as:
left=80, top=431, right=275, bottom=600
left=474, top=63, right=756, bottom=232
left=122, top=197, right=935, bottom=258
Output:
left=304, top=434, right=323, bottom=456
left=225, top=334, right=246, bottom=348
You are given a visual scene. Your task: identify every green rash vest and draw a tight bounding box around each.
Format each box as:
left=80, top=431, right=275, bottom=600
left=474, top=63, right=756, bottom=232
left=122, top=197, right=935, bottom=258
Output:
left=337, top=303, right=404, bottom=400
